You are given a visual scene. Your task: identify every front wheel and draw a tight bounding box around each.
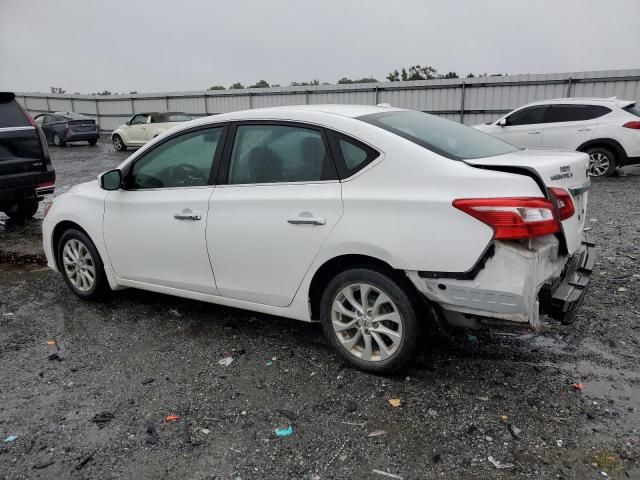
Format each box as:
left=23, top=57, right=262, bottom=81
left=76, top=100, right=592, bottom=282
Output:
left=57, top=229, right=109, bottom=300
left=320, top=268, right=419, bottom=374
left=52, top=132, right=66, bottom=147
left=587, top=147, right=616, bottom=177
left=112, top=134, right=126, bottom=151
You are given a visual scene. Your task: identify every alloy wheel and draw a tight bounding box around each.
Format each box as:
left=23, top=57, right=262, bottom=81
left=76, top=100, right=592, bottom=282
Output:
left=113, top=136, right=122, bottom=150
left=331, top=283, right=403, bottom=362
left=53, top=134, right=61, bottom=146
left=62, top=238, right=96, bottom=292
left=588, top=152, right=610, bottom=177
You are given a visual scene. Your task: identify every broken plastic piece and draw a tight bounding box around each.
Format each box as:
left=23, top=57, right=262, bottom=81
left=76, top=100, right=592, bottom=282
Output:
left=488, top=456, right=514, bottom=469
left=571, top=383, right=585, bottom=391
left=388, top=398, right=401, bottom=408
left=164, top=414, right=180, bottom=422
left=274, top=425, right=293, bottom=436
left=3, top=435, right=17, bottom=443
left=218, top=357, right=233, bottom=367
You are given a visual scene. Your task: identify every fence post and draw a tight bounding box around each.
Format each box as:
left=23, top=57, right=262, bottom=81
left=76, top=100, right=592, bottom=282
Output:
left=95, top=97, right=101, bottom=132
left=566, top=77, right=573, bottom=97
left=70, top=96, right=75, bottom=113
left=45, top=96, right=50, bottom=112
left=130, top=97, right=135, bottom=115
left=375, top=85, right=379, bottom=105
left=203, top=92, right=209, bottom=116
left=460, top=82, right=466, bottom=124
left=305, top=89, right=309, bottom=105
left=249, top=92, right=253, bottom=109
left=165, top=96, right=169, bottom=110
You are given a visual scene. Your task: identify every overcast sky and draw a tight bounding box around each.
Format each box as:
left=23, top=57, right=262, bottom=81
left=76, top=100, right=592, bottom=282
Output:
left=1, top=0, right=639, bottom=94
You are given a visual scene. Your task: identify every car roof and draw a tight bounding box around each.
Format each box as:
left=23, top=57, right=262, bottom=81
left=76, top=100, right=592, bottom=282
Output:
left=249, top=104, right=404, bottom=118
left=524, top=97, right=635, bottom=108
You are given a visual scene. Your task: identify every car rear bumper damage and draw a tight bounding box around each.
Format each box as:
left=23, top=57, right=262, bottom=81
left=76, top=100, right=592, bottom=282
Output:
left=406, top=234, right=595, bottom=330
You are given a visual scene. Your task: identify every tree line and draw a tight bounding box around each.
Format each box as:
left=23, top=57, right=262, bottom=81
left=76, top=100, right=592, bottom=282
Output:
left=209, top=65, right=507, bottom=90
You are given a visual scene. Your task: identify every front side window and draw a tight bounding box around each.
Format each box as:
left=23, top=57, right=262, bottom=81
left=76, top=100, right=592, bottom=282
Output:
left=228, top=124, right=334, bottom=184
left=130, top=114, right=148, bottom=125
left=505, top=106, right=548, bottom=126
left=128, top=127, right=222, bottom=189
left=546, top=104, right=599, bottom=123
left=359, top=111, right=518, bottom=160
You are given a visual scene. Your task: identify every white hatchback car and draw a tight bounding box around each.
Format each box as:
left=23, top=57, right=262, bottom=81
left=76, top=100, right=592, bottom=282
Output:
left=43, top=105, right=594, bottom=373
left=473, top=98, right=640, bottom=177
left=111, top=112, right=191, bottom=151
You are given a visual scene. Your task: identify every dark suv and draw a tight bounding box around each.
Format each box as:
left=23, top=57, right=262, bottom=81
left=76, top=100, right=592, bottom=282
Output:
left=0, top=92, right=55, bottom=221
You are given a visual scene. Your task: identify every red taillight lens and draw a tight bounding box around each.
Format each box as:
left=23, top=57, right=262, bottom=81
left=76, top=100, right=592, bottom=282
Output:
left=453, top=198, right=560, bottom=240
left=623, top=121, right=640, bottom=129
left=37, top=181, right=55, bottom=190
left=547, top=187, right=575, bottom=220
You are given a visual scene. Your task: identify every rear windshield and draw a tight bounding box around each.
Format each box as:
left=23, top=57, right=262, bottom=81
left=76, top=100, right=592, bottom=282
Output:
left=358, top=110, right=518, bottom=160
left=0, top=131, right=42, bottom=162
left=0, top=98, right=30, bottom=128
left=624, top=103, right=640, bottom=118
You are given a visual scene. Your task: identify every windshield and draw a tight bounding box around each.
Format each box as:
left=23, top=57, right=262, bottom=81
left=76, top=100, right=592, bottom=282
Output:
left=358, top=110, right=519, bottom=160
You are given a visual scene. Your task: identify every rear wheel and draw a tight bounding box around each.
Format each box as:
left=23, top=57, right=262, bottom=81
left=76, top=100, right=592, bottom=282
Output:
left=3, top=198, right=39, bottom=221
left=57, top=229, right=109, bottom=300
left=52, top=132, right=66, bottom=147
left=587, top=147, right=616, bottom=177
left=320, top=268, right=419, bottom=374
left=112, top=134, right=126, bottom=151
left=88, top=139, right=98, bottom=146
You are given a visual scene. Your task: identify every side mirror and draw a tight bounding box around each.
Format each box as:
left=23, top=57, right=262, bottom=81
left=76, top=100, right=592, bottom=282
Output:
left=100, top=169, right=122, bottom=191
left=125, top=121, right=131, bottom=126
left=498, top=118, right=507, bottom=127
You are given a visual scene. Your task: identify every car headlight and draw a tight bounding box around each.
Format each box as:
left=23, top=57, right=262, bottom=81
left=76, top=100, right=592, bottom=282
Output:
left=43, top=201, right=53, bottom=218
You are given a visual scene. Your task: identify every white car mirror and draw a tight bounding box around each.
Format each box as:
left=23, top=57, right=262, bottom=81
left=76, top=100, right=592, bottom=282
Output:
left=498, top=118, right=507, bottom=127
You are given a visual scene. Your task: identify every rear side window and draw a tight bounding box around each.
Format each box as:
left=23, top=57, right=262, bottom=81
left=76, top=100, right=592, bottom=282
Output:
left=590, top=105, right=612, bottom=118
left=227, top=124, right=335, bottom=184
left=505, top=106, right=548, bottom=126
left=326, top=131, right=379, bottom=178
left=0, top=98, right=30, bottom=128
left=623, top=103, right=640, bottom=118
left=546, top=104, right=604, bottom=123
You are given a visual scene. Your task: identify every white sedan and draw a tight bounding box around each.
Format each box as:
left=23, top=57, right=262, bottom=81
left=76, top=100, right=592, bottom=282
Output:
left=42, top=105, right=594, bottom=373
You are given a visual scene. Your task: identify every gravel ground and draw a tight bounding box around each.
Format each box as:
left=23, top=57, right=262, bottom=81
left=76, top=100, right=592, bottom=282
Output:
left=0, top=140, right=639, bottom=479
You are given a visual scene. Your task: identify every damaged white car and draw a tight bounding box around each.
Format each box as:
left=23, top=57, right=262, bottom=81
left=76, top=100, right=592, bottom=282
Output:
left=42, top=105, right=594, bottom=373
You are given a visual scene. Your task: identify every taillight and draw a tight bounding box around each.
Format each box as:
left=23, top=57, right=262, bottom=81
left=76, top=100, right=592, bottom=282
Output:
left=623, top=121, right=640, bottom=129
left=37, top=181, right=55, bottom=190
left=547, top=187, right=575, bottom=220
left=453, top=198, right=560, bottom=240
left=65, top=123, right=70, bottom=130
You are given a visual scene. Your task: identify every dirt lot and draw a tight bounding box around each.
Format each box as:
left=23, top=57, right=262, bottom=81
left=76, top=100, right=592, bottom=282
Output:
left=1, top=140, right=639, bottom=479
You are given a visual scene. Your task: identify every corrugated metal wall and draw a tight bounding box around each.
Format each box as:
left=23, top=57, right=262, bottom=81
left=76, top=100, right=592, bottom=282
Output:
left=17, top=69, right=640, bottom=131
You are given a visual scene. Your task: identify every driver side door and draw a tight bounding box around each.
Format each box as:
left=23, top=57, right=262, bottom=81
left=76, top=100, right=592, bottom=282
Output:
left=127, top=114, right=150, bottom=145
left=103, top=125, right=227, bottom=294
left=492, top=105, right=549, bottom=148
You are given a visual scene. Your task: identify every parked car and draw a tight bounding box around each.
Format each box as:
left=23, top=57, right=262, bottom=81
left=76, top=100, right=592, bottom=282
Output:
left=473, top=97, right=640, bottom=177
left=0, top=92, right=55, bottom=221
left=43, top=105, right=593, bottom=373
left=34, top=112, right=99, bottom=146
left=111, top=112, right=192, bottom=151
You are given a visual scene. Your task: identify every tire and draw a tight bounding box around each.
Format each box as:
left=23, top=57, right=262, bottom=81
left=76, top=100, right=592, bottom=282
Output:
left=52, top=132, right=66, bottom=147
left=57, top=228, right=109, bottom=300
left=3, top=198, right=39, bottom=221
left=88, top=139, right=98, bottom=146
left=112, top=134, right=126, bottom=151
left=587, top=146, right=616, bottom=177
left=320, top=268, right=419, bottom=374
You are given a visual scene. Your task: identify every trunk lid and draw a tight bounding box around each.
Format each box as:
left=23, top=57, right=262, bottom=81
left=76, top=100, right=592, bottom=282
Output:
left=464, top=149, right=590, bottom=254
left=68, top=119, right=96, bottom=132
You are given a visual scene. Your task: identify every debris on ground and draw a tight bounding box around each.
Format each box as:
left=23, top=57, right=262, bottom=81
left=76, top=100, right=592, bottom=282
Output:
left=324, top=439, right=349, bottom=470
left=200, top=428, right=210, bottom=435
left=218, top=356, right=233, bottom=367
left=372, top=469, right=404, bottom=479
left=508, top=423, right=522, bottom=439
left=274, top=425, right=293, bottom=436
left=388, top=398, right=401, bottom=408
left=265, top=361, right=273, bottom=366
left=345, top=400, right=358, bottom=412
left=164, top=414, right=181, bottom=422
left=45, top=339, right=56, bottom=346
left=32, top=460, right=55, bottom=469
left=433, top=448, right=445, bottom=463
left=488, top=455, right=514, bottom=469
left=141, top=377, right=155, bottom=385
left=3, top=435, right=17, bottom=443
left=276, top=409, right=296, bottom=421
left=91, top=411, right=115, bottom=428
left=145, top=418, right=159, bottom=445
left=342, top=421, right=367, bottom=427
left=47, top=353, right=62, bottom=361
left=571, top=383, right=585, bottom=391
left=427, top=408, right=438, bottom=418
left=168, top=309, right=182, bottom=317
left=75, top=452, right=95, bottom=470
left=367, top=429, right=386, bottom=437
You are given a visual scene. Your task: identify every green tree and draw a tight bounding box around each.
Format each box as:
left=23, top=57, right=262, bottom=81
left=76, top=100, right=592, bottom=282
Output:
left=386, top=70, right=400, bottom=82
left=249, top=80, right=270, bottom=88
left=229, top=82, right=245, bottom=89
left=208, top=85, right=225, bottom=90
left=466, top=73, right=475, bottom=78
left=290, top=79, right=320, bottom=86
left=337, top=77, right=353, bottom=84
left=438, top=71, right=458, bottom=79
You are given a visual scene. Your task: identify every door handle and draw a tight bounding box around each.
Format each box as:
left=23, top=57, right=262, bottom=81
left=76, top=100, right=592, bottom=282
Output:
left=528, top=131, right=541, bottom=135
left=174, top=213, right=201, bottom=221
left=577, top=128, right=592, bottom=132
left=288, top=216, right=326, bottom=226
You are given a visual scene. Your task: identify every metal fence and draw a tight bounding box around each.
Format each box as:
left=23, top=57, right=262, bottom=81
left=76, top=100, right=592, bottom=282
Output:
left=17, top=69, right=640, bottom=132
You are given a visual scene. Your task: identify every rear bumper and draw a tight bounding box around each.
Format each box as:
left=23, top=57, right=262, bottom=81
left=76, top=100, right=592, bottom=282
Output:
left=0, top=169, right=56, bottom=207
left=64, top=132, right=99, bottom=142
left=406, top=234, right=594, bottom=330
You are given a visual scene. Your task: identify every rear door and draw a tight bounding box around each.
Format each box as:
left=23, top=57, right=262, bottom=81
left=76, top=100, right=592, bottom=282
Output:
left=494, top=106, right=548, bottom=148
left=206, top=122, right=343, bottom=307
left=541, top=104, right=597, bottom=150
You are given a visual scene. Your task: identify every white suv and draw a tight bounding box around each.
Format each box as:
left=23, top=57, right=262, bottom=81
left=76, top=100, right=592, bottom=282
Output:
left=474, top=98, right=640, bottom=177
